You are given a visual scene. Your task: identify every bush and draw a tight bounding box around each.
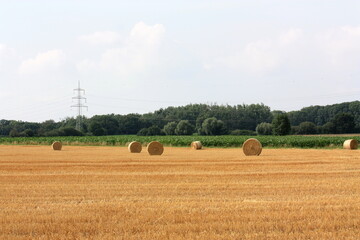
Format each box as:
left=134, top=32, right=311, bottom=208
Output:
left=256, top=122, right=272, bottom=135
left=321, top=122, right=335, bottom=134
left=9, top=129, right=20, bottom=137
left=89, top=122, right=106, bottom=136
left=60, top=127, right=84, bottom=136
left=230, top=129, right=256, bottom=136
left=137, top=125, right=162, bottom=136
left=22, top=129, right=35, bottom=137
left=272, top=113, right=291, bottom=135
left=175, top=120, right=195, bottom=135
left=297, top=122, right=317, bottom=135
left=200, top=117, right=227, bottom=135
left=291, top=126, right=299, bottom=135
left=331, top=113, right=355, bottom=133
left=163, top=122, right=177, bottom=135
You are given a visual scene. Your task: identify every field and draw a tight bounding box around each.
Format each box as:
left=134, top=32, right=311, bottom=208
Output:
left=1, top=134, right=360, bottom=148
left=1, top=145, right=360, bottom=239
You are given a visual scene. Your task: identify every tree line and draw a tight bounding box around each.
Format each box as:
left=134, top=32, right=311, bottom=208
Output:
left=288, top=101, right=360, bottom=134
left=1, top=101, right=359, bottom=137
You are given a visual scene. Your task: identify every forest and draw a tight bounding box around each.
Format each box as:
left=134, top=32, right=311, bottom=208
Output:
left=1, top=101, right=359, bottom=137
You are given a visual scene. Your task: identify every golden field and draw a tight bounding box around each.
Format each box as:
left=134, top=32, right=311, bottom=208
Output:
left=0, top=145, right=360, bottom=239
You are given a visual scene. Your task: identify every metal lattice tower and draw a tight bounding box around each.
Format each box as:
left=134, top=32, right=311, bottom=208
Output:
left=71, top=81, right=88, bottom=131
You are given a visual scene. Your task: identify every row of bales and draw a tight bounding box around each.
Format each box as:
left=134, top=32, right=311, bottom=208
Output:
left=127, top=138, right=264, bottom=156
left=52, top=140, right=162, bottom=155
left=51, top=138, right=359, bottom=156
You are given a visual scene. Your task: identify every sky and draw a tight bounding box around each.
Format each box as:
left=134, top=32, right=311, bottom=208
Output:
left=1, top=0, right=360, bottom=122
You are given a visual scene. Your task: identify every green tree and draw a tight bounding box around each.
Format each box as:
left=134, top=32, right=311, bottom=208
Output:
left=201, top=117, right=227, bottom=135
left=89, top=122, right=106, bottom=136
left=297, top=121, right=317, bottom=135
left=0, top=120, right=12, bottom=136
left=38, top=120, right=60, bottom=136
left=291, top=126, right=299, bottom=135
left=321, top=122, right=335, bottom=134
left=287, top=101, right=360, bottom=128
left=272, top=113, right=291, bottom=135
left=230, top=129, right=256, bottom=135
left=118, top=114, right=144, bottom=134
left=163, top=122, right=177, bottom=135
left=137, top=125, right=162, bottom=136
left=242, top=104, right=272, bottom=130
left=22, top=129, right=35, bottom=137
left=175, top=120, right=195, bottom=135
left=331, top=113, right=355, bottom=134
left=60, top=127, right=84, bottom=136
left=9, top=129, right=20, bottom=137
left=256, top=122, right=273, bottom=135
left=40, top=120, right=58, bottom=132
left=90, top=115, right=119, bottom=135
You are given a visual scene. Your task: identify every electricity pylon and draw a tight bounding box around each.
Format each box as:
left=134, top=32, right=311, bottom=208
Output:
left=71, top=81, right=88, bottom=131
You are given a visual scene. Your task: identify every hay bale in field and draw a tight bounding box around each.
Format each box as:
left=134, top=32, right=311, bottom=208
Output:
left=191, top=141, right=202, bottom=150
left=242, top=138, right=262, bottom=156
left=147, top=141, right=164, bottom=155
left=128, top=141, right=142, bottom=153
left=52, top=141, right=62, bottom=151
left=343, top=139, right=358, bottom=150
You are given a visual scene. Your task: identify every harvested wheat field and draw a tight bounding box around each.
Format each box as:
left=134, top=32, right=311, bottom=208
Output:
left=1, top=145, right=360, bottom=239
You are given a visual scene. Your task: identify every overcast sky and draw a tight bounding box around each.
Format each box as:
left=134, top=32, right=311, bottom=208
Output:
left=1, top=0, right=360, bottom=122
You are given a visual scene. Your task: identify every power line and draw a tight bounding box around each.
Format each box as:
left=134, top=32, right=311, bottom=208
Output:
left=87, top=94, right=187, bottom=104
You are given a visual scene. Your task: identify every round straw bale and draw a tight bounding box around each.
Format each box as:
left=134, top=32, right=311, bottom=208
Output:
left=242, top=138, right=262, bottom=156
left=147, top=141, right=164, bottom=155
left=343, top=139, right=358, bottom=150
left=52, top=141, right=62, bottom=151
left=128, top=141, right=142, bottom=153
left=191, top=141, right=203, bottom=150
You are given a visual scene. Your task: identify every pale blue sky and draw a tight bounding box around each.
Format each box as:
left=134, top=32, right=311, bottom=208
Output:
left=1, top=0, right=360, bottom=122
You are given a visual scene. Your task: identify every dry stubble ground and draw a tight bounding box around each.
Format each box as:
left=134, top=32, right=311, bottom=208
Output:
left=0, top=145, right=360, bottom=239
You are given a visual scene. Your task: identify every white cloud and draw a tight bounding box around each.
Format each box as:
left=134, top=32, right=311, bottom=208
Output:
left=77, top=22, right=165, bottom=77
left=279, top=28, right=303, bottom=45
left=206, top=28, right=304, bottom=75
left=78, top=31, right=122, bottom=45
left=76, top=58, right=97, bottom=74
left=241, top=40, right=280, bottom=73
left=0, top=44, right=16, bottom=71
left=129, top=22, right=165, bottom=47
left=318, top=26, right=360, bottom=69
left=18, top=49, right=66, bottom=75
left=0, top=44, right=11, bottom=57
